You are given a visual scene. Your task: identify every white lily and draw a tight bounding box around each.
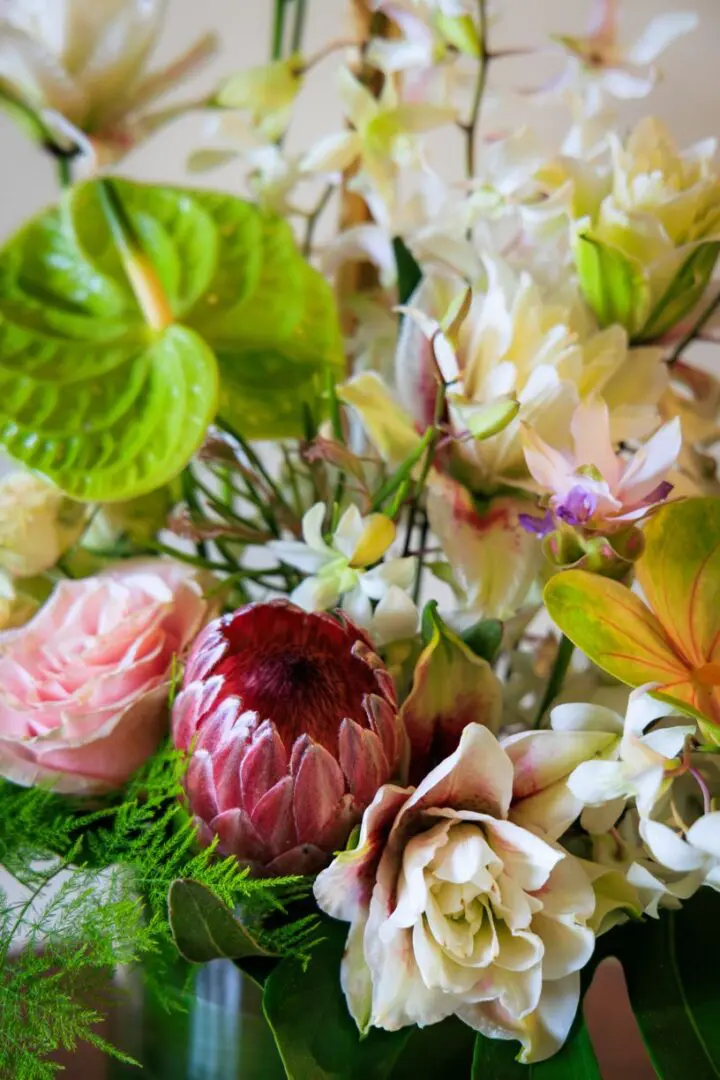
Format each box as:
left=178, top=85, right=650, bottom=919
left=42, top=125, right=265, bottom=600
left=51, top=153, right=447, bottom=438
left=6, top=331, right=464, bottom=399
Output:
left=0, top=0, right=216, bottom=164
left=270, top=503, right=418, bottom=645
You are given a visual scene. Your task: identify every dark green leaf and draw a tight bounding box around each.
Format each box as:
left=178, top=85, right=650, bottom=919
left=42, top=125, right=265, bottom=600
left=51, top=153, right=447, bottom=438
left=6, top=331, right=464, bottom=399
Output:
left=393, top=236, right=422, bottom=304
left=471, top=1013, right=601, bottom=1079
left=461, top=617, right=503, bottom=663
left=0, top=178, right=343, bottom=500
left=263, top=919, right=409, bottom=1079
left=390, top=1017, right=475, bottom=1077
left=168, top=879, right=274, bottom=964
left=606, top=888, right=720, bottom=1078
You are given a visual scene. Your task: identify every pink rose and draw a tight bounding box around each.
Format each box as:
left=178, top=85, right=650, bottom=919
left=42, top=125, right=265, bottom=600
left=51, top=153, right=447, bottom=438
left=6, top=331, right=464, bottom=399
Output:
left=0, top=559, right=213, bottom=794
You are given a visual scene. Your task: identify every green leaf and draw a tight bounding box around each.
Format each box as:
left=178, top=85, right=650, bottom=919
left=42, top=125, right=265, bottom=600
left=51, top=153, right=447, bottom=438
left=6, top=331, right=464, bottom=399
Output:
left=390, top=1017, right=475, bottom=1076
left=0, top=178, right=342, bottom=500
left=606, top=889, right=720, bottom=1078
left=168, top=879, right=274, bottom=964
left=393, top=236, right=422, bottom=304
left=471, top=1015, right=601, bottom=1079
left=574, top=231, right=650, bottom=336
left=637, top=241, right=720, bottom=343
left=263, top=920, right=409, bottom=1079
left=461, top=617, right=503, bottom=663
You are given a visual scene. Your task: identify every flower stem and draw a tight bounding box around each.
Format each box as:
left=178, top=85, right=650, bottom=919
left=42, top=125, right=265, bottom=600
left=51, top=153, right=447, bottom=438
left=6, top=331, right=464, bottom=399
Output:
left=291, top=0, right=308, bottom=53
left=533, top=634, right=574, bottom=728
left=57, top=155, right=73, bottom=189
left=272, top=0, right=288, bottom=59
left=462, top=0, right=489, bottom=179
left=303, top=183, right=334, bottom=256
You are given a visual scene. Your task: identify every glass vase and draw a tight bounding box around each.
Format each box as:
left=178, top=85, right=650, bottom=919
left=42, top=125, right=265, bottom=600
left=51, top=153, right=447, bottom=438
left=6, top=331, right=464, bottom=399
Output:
left=108, top=958, right=285, bottom=1080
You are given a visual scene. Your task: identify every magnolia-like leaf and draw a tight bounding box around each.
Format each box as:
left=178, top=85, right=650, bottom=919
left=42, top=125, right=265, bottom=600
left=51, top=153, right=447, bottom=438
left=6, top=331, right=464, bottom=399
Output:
left=544, top=571, right=685, bottom=691
left=574, top=231, right=650, bottom=337
left=402, top=602, right=502, bottom=781
left=638, top=242, right=720, bottom=343
left=263, top=920, right=409, bottom=1080
left=0, top=178, right=342, bottom=500
left=168, top=879, right=273, bottom=964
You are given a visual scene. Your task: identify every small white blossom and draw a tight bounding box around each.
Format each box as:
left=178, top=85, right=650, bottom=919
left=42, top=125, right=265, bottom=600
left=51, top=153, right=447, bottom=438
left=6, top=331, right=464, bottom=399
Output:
left=270, top=503, right=418, bottom=645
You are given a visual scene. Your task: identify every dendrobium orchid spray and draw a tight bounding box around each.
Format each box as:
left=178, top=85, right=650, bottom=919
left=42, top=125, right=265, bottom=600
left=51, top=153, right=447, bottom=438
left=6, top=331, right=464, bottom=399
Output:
left=0, top=1, right=717, bottom=1077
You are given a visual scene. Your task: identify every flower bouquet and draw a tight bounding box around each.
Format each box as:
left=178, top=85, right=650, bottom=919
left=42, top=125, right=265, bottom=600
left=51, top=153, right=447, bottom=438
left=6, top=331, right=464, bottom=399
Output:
left=0, top=1, right=718, bottom=1077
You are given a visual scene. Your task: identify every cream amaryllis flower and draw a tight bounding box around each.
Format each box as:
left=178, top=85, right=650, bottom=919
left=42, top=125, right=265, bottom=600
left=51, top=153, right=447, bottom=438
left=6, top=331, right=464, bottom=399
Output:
left=0, top=0, right=216, bottom=164
left=300, top=66, right=454, bottom=205
left=521, top=397, right=681, bottom=532
left=315, top=724, right=597, bottom=1062
left=552, top=1, right=697, bottom=110
left=270, top=503, right=418, bottom=646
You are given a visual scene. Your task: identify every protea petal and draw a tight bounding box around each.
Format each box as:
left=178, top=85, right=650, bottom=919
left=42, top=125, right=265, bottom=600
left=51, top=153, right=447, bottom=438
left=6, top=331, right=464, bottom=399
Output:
left=172, top=601, right=401, bottom=873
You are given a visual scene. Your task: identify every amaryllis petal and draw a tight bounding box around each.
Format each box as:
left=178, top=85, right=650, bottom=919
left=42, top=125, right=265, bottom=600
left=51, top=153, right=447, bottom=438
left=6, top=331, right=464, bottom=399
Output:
left=405, top=723, right=513, bottom=819
left=340, top=372, right=423, bottom=469
left=401, top=605, right=502, bottom=781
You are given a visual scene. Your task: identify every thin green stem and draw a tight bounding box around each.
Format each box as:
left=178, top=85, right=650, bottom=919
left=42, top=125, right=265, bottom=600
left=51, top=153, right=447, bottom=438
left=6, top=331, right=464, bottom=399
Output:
left=216, top=418, right=296, bottom=524
left=291, top=0, right=308, bottom=53
left=303, top=184, right=334, bottom=257
left=57, top=155, right=72, bottom=188
left=414, top=382, right=447, bottom=500
left=411, top=510, right=430, bottom=606
left=668, top=289, right=720, bottom=365
left=462, top=0, right=489, bottom=179
left=272, top=0, right=288, bottom=59
left=533, top=635, right=575, bottom=728
left=281, top=444, right=304, bottom=517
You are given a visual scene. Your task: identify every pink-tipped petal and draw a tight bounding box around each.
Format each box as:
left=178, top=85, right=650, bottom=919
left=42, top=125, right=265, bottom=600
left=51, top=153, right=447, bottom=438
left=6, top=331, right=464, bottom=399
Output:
left=294, top=741, right=346, bottom=843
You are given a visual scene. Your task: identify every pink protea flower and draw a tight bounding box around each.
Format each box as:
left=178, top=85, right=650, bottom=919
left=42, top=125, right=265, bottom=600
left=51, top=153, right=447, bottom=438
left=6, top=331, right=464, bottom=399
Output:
left=172, top=600, right=405, bottom=875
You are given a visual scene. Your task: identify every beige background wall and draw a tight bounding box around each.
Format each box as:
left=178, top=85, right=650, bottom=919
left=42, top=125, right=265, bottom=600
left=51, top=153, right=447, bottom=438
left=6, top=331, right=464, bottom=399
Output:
left=0, top=0, right=718, bottom=240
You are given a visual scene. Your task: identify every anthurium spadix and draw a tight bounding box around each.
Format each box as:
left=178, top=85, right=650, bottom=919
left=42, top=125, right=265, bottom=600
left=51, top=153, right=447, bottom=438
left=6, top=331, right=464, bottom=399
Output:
left=545, top=497, right=720, bottom=741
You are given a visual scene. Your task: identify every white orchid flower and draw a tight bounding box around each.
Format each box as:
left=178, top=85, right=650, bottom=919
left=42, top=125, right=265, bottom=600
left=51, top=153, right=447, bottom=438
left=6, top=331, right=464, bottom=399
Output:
left=552, top=2, right=698, bottom=113
left=300, top=66, right=455, bottom=206
left=270, top=503, right=418, bottom=645
left=563, top=692, right=695, bottom=832
left=0, top=0, right=216, bottom=165
left=522, top=396, right=681, bottom=533
left=641, top=814, right=720, bottom=892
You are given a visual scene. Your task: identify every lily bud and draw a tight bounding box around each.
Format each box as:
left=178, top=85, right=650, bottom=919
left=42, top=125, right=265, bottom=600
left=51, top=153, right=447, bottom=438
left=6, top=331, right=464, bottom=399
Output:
left=172, top=600, right=406, bottom=875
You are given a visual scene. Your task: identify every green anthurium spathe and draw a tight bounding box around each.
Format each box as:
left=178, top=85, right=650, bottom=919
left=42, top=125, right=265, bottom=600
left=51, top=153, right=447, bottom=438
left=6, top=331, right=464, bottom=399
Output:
left=401, top=602, right=503, bottom=782
left=0, top=178, right=343, bottom=501
left=544, top=497, right=720, bottom=741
